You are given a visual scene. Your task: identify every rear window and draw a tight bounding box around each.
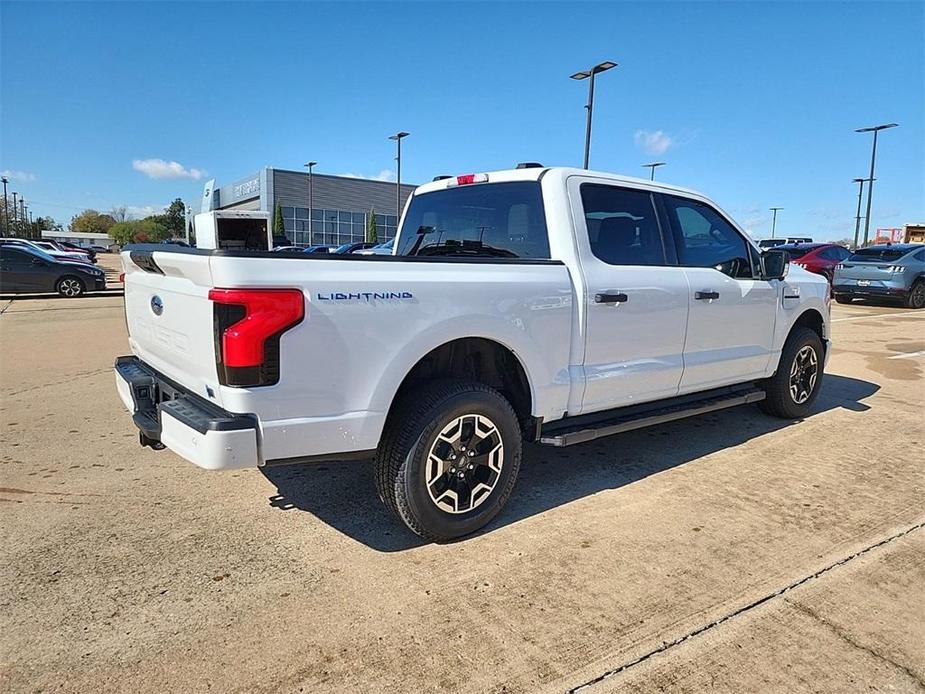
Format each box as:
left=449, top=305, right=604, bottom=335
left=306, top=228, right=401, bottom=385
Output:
left=848, top=247, right=907, bottom=262
left=396, top=182, right=550, bottom=259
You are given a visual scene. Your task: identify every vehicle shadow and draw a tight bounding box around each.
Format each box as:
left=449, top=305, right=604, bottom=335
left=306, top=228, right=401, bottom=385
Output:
left=0, top=288, right=123, bottom=301
left=262, top=374, right=879, bottom=552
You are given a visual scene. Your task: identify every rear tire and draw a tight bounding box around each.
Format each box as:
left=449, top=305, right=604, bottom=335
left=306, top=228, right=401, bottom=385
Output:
left=56, top=276, right=85, bottom=297
left=375, top=380, right=522, bottom=542
left=834, top=294, right=852, bottom=304
left=906, top=279, right=925, bottom=309
left=759, top=327, right=824, bottom=419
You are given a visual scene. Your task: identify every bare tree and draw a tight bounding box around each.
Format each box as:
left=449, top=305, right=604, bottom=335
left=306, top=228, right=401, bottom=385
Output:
left=110, top=205, right=128, bottom=222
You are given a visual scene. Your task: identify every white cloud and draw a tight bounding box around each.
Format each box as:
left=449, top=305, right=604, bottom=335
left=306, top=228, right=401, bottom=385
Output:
left=634, top=130, right=675, bottom=156
left=126, top=204, right=167, bottom=219
left=336, top=169, right=397, bottom=182
left=1, top=169, right=37, bottom=183
left=132, top=158, right=205, bottom=180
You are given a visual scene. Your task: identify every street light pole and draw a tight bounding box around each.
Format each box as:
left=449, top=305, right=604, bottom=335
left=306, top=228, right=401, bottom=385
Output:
left=1, top=176, right=8, bottom=236
left=11, top=192, right=18, bottom=232
left=642, top=162, right=666, bottom=180
left=570, top=61, right=617, bottom=169
left=855, top=123, right=897, bottom=247
left=769, top=207, right=783, bottom=239
left=304, top=161, right=317, bottom=242
left=389, top=132, right=409, bottom=225
left=851, top=177, right=869, bottom=250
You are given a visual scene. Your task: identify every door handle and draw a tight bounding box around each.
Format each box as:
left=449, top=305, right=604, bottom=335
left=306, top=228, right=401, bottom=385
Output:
left=595, top=292, right=629, bottom=304
left=695, top=291, right=719, bottom=300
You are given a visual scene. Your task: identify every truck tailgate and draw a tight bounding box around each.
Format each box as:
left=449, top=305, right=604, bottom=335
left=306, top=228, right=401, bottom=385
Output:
left=122, top=250, right=224, bottom=406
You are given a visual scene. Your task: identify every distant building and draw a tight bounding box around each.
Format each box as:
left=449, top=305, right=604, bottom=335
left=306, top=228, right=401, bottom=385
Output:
left=208, top=167, right=416, bottom=247
left=903, top=223, right=925, bottom=244
left=40, top=230, right=113, bottom=249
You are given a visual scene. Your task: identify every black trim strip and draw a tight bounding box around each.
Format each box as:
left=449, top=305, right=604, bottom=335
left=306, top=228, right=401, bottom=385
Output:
left=129, top=250, right=165, bottom=274
left=263, top=449, right=377, bottom=467
left=123, top=244, right=565, bottom=265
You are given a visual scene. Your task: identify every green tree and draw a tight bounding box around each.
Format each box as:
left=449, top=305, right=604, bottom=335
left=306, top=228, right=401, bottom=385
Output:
left=148, top=198, right=186, bottom=237
left=109, top=218, right=171, bottom=246
left=274, top=202, right=286, bottom=238
left=70, top=209, right=116, bottom=235
left=366, top=208, right=378, bottom=244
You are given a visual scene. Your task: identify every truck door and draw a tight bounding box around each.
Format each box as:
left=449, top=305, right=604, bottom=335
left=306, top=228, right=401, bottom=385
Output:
left=659, top=194, right=777, bottom=392
left=569, top=179, right=690, bottom=414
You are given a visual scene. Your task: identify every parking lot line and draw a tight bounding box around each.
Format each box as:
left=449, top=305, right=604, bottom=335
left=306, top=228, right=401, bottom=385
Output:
left=831, top=313, right=924, bottom=323
left=887, top=350, right=925, bottom=360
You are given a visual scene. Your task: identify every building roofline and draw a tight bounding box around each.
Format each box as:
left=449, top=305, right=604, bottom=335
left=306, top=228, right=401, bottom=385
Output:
left=271, top=167, right=417, bottom=187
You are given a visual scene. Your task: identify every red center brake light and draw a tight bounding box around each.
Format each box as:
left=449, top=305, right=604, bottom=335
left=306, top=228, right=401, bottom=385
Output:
left=208, top=288, right=305, bottom=386
left=447, top=173, right=489, bottom=187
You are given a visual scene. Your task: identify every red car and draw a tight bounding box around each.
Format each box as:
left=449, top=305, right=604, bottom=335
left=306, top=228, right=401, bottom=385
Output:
left=777, top=243, right=851, bottom=282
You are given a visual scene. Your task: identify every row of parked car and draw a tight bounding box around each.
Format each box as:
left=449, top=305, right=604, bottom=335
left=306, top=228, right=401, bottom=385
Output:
left=770, top=241, right=925, bottom=309
left=0, top=238, right=108, bottom=296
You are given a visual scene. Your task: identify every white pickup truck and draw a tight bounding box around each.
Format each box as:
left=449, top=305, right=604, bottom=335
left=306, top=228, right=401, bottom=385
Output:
left=115, top=166, right=830, bottom=540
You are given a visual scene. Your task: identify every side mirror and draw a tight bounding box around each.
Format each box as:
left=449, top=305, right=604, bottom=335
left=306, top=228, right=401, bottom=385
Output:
left=761, top=249, right=789, bottom=280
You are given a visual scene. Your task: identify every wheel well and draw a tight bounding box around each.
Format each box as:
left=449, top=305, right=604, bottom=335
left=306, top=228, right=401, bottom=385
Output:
left=792, top=309, right=825, bottom=350
left=389, top=338, right=534, bottom=434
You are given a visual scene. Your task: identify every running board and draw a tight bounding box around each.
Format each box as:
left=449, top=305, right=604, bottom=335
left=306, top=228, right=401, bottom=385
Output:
left=539, top=386, right=766, bottom=447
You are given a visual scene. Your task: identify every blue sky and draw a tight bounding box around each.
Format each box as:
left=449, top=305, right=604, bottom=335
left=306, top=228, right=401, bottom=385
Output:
left=2, top=1, right=922, bottom=241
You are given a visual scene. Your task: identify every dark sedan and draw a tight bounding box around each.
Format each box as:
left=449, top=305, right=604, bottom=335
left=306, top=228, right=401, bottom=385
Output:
left=0, top=244, right=107, bottom=297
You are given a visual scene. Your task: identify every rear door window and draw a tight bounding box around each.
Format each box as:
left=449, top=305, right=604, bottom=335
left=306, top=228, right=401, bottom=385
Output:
left=396, top=182, right=550, bottom=259
left=579, top=184, right=667, bottom=266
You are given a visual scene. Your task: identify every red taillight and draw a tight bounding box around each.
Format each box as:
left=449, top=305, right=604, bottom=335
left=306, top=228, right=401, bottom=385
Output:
left=118, top=273, right=125, bottom=283
left=208, top=288, right=305, bottom=386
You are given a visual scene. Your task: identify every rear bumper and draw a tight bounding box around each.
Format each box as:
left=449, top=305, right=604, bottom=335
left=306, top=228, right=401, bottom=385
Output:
left=833, top=283, right=908, bottom=299
left=115, top=356, right=259, bottom=470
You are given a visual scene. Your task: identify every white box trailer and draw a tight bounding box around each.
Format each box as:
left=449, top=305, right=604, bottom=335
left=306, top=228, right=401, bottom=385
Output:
left=194, top=210, right=272, bottom=251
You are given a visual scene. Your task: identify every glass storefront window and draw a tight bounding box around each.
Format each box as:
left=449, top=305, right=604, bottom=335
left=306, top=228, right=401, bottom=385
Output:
left=296, top=207, right=309, bottom=219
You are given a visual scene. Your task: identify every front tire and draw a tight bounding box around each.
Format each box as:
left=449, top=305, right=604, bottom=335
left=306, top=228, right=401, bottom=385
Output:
left=906, top=279, right=925, bottom=309
left=759, top=326, right=824, bottom=419
left=56, top=276, right=85, bottom=297
left=375, top=380, right=522, bottom=542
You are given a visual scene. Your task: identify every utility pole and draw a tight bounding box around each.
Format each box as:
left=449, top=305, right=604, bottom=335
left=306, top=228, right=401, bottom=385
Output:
left=570, top=61, right=617, bottom=169
left=304, top=161, right=316, bottom=242
left=389, top=132, right=409, bottom=225
left=769, top=207, right=783, bottom=239
left=1, top=176, right=8, bottom=236
left=855, top=123, right=898, bottom=247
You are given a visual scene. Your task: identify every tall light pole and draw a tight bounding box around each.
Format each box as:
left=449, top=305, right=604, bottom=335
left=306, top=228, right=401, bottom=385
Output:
left=642, top=162, right=666, bottom=180
left=389, top=132, right=409, bottom=225
left=304, top=160, right=317, bottom=242
left=769, top=207, right=783, bottom=239
left=11, top=192, right=18, bottom=232
left=1, top=176, right=8, bottom=235
left=570, top=60, right=617, bottom=169
left=855, top=123, right=897, bottom=247
left=851, top=177, right=870, bottom=250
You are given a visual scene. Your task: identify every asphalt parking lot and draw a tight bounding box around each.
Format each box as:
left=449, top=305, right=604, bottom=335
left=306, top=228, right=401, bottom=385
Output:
left=1, top=255, right=923, bottom=693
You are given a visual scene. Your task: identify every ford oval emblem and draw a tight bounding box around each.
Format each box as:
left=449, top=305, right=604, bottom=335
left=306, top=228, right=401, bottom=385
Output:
left=150, top=295, right=164, bottom=316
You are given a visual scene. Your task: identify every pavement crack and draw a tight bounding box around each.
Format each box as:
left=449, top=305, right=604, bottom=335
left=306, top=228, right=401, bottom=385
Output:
left=785, top=599, right=925, bottom=690
left=567, top=520, right=925, bottom=693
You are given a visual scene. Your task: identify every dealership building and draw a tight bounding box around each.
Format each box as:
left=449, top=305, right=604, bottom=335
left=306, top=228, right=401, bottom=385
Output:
left=207, top=167, right=416, bottom=247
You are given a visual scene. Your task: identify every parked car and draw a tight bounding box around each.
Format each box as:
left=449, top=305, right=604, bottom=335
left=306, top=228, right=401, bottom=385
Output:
left=302, top=245, right=336, bottom=254
left=1, top=238, right=95, bottom=264
left=354, top=239, right=395, bottom=255
left=758, top=237, right=813, bottom=249
left=89, top=245, right=111, bottom=253
left=271, top=245, right=303, bottom=253
left=161, top=239, right=191, bottom=247
left=777, top=243, right=851, bottom=282
left=0, top=244, right=107, bottom=296
left=333, top=241, right=378, bottom=254
left=833, top=243, right=925, bottom=308
left=36, top=240, right=98, bottom=263
left=54, top=240, right=97, bottom=261
left=114, top=166, right=830, bottom=541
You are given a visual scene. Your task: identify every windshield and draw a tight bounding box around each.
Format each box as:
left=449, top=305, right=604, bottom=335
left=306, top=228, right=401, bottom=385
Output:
left=9, top=243, right=57, bottom=263
left=848, top=247, right=907, bottom=262
left=396, top=182, right=550, bottom=259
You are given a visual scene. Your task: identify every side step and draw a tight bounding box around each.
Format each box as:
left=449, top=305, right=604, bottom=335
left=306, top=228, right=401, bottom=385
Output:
left=539, top=385, right=766, bottom=447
